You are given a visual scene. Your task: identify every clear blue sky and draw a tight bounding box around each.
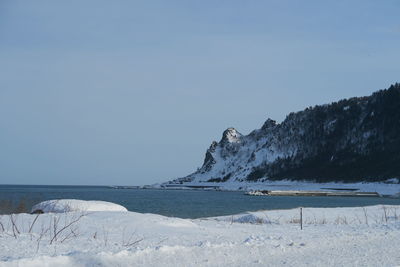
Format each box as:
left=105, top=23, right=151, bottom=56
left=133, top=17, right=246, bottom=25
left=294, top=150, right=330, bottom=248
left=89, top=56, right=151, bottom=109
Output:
left=0, top=0, right=399, bottom=185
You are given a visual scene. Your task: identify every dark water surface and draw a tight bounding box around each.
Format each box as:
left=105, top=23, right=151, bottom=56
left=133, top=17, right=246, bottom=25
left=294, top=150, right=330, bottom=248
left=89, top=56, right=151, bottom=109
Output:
left=1, top=185, right=399, bottom=218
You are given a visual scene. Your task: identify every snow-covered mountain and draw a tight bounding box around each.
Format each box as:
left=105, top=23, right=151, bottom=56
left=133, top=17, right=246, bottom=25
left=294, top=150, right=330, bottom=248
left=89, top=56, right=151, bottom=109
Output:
left=169, top=83, right=400, bottom=185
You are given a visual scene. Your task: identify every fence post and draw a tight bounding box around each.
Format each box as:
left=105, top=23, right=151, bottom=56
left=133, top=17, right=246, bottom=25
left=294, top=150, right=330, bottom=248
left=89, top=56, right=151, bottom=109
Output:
left=300, top=207, right=303, bottom=230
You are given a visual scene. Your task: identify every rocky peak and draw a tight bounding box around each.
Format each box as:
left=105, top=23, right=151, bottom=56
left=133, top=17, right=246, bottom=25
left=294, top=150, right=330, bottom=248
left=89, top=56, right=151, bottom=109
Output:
left=220, top=127, right=242, bottom=144
left=261, top=118, right=277, bottom=130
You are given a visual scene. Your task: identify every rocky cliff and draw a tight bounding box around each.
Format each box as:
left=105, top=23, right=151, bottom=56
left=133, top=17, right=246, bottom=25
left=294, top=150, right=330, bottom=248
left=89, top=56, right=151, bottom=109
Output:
left=170, top=84, right=400, bottom=184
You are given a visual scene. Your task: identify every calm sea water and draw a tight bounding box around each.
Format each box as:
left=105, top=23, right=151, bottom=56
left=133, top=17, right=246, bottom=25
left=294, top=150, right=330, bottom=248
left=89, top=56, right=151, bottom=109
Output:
left=1, top=185, right=399, bottom=218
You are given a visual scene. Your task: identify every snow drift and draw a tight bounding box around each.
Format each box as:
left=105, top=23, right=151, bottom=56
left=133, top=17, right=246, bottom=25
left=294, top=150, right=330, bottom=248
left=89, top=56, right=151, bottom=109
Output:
left=30, top=199, right=128, bottom=213
left=1, top=205, right=400, bottom=266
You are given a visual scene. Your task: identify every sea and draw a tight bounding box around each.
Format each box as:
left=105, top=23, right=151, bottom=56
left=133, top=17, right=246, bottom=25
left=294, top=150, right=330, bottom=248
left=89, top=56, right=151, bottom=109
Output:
left=1, top=184, right=399, bottom=218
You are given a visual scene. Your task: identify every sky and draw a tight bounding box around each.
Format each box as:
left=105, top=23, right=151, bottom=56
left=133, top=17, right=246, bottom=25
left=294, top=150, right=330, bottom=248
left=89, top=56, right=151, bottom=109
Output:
left=0, top=0, right=399, bottom=185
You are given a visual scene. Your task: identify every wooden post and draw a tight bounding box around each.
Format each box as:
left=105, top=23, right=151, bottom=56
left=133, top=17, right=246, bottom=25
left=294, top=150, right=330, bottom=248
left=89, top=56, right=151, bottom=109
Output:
left=300, top=207, right=303, bottom=230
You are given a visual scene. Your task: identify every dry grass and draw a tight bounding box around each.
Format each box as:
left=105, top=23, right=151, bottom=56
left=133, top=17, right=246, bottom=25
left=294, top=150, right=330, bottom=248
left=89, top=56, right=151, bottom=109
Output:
left=0, top=211, right=88, bottom=252
left=288, top=217, right=301, bottom=224
left=334, top=216, right=348, bottom=225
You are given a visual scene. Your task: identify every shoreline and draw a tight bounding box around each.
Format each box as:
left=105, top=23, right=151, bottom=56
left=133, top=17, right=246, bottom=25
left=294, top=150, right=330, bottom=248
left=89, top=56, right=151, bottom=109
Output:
left=153, top=180, right=400, bottom=197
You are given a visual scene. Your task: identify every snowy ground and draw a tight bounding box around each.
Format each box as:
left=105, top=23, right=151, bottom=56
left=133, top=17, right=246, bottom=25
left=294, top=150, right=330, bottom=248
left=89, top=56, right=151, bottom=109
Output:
left=1, top=202, right=400, bottom=266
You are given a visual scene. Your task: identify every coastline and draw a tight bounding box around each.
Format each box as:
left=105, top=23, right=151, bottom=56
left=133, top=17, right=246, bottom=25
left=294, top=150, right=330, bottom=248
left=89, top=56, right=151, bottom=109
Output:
left=155, top=180, right=400, bottom=197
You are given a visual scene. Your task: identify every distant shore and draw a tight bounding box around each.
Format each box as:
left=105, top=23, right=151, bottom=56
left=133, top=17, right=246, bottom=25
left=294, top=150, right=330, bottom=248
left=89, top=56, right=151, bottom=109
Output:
left=153, top=180, right=400, bottom=197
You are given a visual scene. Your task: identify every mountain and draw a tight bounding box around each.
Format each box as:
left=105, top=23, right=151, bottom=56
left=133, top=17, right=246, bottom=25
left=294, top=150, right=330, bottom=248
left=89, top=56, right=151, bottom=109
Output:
left=169, top=83, right=400, bottom=185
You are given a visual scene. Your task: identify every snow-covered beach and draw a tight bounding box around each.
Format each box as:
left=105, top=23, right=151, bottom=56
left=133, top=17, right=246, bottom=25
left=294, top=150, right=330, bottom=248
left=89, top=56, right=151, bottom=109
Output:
left=161, top=180, right=400, bottom=196
left=1, top=200, right=399, bottom=266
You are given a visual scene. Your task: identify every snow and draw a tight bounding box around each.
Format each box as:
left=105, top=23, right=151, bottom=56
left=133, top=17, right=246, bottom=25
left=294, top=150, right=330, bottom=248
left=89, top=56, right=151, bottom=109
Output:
left=31, top=199, right=128, bottom=213
left=1, top=204, right=400, bottom=266
left=222, top=128, right=242, bottom=143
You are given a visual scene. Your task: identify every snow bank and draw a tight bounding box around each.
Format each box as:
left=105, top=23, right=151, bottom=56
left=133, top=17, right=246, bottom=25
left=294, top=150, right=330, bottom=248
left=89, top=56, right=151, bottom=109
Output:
left=30, top=199, right=128, bottom=213
left=2, top=205, right=400, bottom=266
